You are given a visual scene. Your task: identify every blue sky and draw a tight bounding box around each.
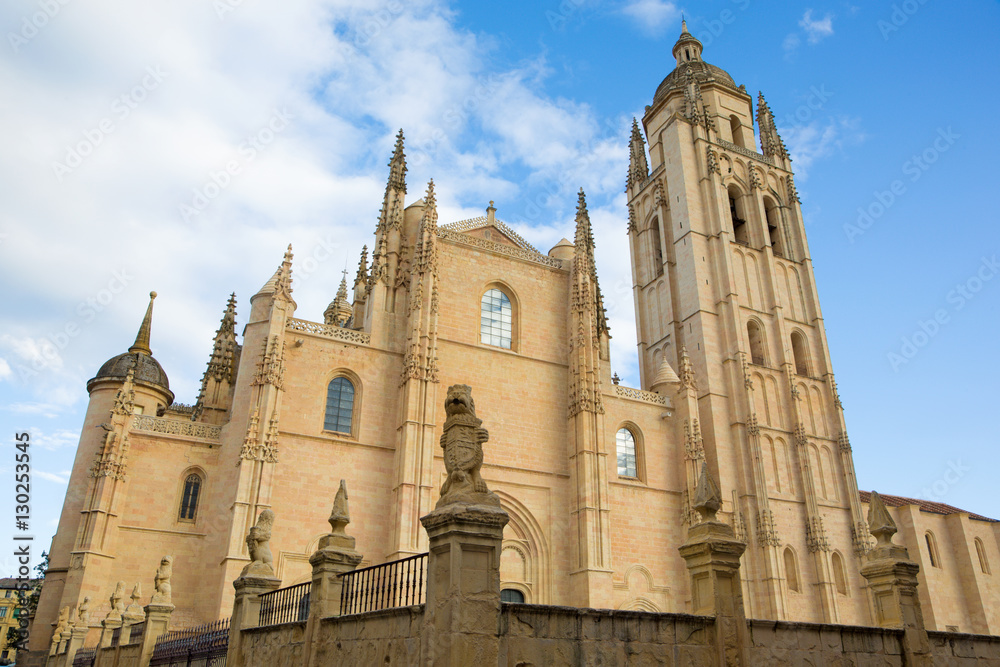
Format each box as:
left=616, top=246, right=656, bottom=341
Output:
left=1, top=0, right=998, bottom=573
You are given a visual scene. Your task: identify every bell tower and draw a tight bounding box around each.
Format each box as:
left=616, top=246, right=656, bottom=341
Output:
left=626, top=22, right=869, bottom=624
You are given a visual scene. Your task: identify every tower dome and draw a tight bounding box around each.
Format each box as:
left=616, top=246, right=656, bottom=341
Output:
left=652, top=20, right=740, bottom=105
left=87, top=291, right=173, bottom=401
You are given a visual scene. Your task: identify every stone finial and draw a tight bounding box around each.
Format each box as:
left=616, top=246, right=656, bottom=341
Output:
left=867, top=491, right=898, bottom=548
left=693, top=462, right=722, bottom=523
left=329, top=480, right=350, bottom=536
left=241, top=509, right=276, bottom=577
left=77, top=597, right=90, bottom=625
left=107, top=581, right=126, bottom=621
left=123, top=584, right=145, bottom=623
left=128, top=291, right=157, bottom=356
left=151, top=555, right=173, bottom=605
left=437, top=384, right=499, bottom=508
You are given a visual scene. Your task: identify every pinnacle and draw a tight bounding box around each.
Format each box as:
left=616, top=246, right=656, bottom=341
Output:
left=630, top=117, right=643, bottom=142
left=127, top=291, right=157, bottom=356
left=283, top=244, right=293, bottom=264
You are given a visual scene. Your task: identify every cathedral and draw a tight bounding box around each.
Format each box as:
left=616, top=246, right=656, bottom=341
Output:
left=28, top=22, right=1000, bottom=659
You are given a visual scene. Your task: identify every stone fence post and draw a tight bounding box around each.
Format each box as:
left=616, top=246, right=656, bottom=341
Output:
left=419, top=384, right=510, bottom=667
left=227, top=510, right=281, bottom=667
left=305, top=480, right=363, bottom=667
left=678, top=463, right=749, bottom=666
left=860, top=491, right=931, bottom=666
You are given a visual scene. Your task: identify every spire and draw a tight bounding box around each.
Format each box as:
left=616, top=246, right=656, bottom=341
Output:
left=193, top=293, right=241, bottom=423
left=256, top=244, right=294, bottom=301
left=414, top=180, right=439, bottom=276
left=128, top=291, right=157, bottom=355
left=628, top=118, right=649, bottom=189
left=387, top=128, right=407, bottom=194
left=353, top=245, right=368, bottom=290
left=572, top=189, right=609, bottom=337
left=756, top=92, right=789, bottom=161
left=324, top=272, right=353, bottom=327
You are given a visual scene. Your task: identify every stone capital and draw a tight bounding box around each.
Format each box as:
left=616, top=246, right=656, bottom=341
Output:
left=233, top=575, right=282, bottom=595
left=420, top=502, right=510, bottom=537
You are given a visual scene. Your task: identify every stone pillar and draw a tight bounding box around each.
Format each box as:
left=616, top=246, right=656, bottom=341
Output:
left=226, top=576, right=280, bottom=667
left=60, top=624, right=89, bottom=667
left=98, top=617, right=121, bottom=649
left=305, top=480, right=363, bottom=667
left=860, top=491, right=931, bottom=666
left=135, top=603, right=172, bottom=667
left=420, top=504, right=509, bottom=667
left=678, top=463, right=749, bottom=667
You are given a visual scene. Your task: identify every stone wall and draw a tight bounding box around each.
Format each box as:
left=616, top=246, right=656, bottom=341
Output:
left=311, top=606, right=423, bottom=665
left=928, top=630, right=1000, bottom=664
left=747, top=619, right=906, bottom=665
left=239, top=621, right=306, bottom=667
left=238, top=607, right=424, bottom=667
left=499, top=604, right=715, bottom=666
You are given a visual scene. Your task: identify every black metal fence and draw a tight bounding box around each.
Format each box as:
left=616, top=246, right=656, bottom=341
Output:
left=71, top=647, right=96, bottom=667
left=338, top=552, right=427, bottom=615
left=149, top=617, right=230, bottom=666
left=258, top=581, right=311, bottom=626
left=128, top=621, right=146, bottom=644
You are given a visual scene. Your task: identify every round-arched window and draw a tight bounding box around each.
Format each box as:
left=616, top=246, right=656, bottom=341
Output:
left=179, top=473, right=202, bottom=521
left=616, top=428, right=638, bottom=478
left=325, top=377, right=356, bottom=434
left=481, top=288, right=512, bottom=349
left=500, top=589, right=525, bottom=603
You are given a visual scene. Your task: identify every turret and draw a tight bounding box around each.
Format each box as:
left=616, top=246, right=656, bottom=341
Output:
left=324, top=273, right=353, bottom=327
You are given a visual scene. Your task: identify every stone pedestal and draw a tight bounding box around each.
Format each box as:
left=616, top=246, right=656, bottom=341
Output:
left=420, top=503, right=509, bottom=667
left=60, top=625, right=89, bottom=667
left=137, top=603, right=173, bottom=667
left=227, top=575, right=281, bottom=667
left=861, top=544, right=931, bottom=666
left=98, top=617, right=121, bottom=649
left=304, top=533, right=363, bottom=666
left=678, top=519, right=749, bottom=666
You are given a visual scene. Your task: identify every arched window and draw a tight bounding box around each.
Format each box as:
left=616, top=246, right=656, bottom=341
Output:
left=649, top=217, right=664, bottom=277
left=728, top=186, right=749, bottom=245
left=616, top=428, right=639, bottom=478
left=975, top=538, right=990, bottom=575
left=784, top=547, right=800, bottom=592
left=790, top=331, right=810, bottom=376
left=925, top=532, right=940, bottom=568
left=764, top=197, right=784, bottom=257
left=324, top=376, right=356, bottom=434
left=747, top=320, right=766, bottom=365
left=178, top=473, right=202, bottom=521
left=500, top=589, right=525, bottom=603
left=832, top=551, right=848, bottom=596
left=730, top=115, right=744, bottom=148
left=480, top=288, right=512, bottom=349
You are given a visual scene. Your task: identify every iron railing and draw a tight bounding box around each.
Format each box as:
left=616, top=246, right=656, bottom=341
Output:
left=72, top=647, right=97, bottom=667
left=149, top=617, right=229, bottom=666
left=339, top=552, right=427, bottom=615
left=258, top=582, right=311, bottom=626
left=128, top=621, right=146, bottom=644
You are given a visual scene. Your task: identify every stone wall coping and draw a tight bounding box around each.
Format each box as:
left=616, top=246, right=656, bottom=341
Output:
left=747, top=618, right=904, bottom=636
left=242, top=620, right=306, bottom=635
left=501, top=603, right=714, bottom=625
left=319, top=604, right=424, bottom=626
left=927, top=629, right=1000, bottom=643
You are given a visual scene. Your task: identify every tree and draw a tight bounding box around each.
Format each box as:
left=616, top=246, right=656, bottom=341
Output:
left=4, top=551, right=48, bottom=659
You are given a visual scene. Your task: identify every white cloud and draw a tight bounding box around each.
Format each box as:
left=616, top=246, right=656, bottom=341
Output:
left=3, top=402, right=62, bottom=418
left=800, top=10, right=834, bottom=43
left=621, top=0, right=680, bottom=36
left=783, top=33, right=802, bottom=55
left=783, top=116, right=865, bottom=180
left=0, top=358, right=11, bottom=380
left=35, top=470, right=71, bottom=484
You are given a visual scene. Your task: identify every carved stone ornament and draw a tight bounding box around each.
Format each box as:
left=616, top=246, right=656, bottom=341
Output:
left=151, top=555, right=173, bottom=605
left=867, top=491, right=898, bottom=548
left=437, top=384, right=500, bottom=509
left=241, top=509, right=276, bottom=578
left=107, top=581, right=126, bottom=622
left=693, top=462, right=722, bottom=523
left=329, top=479, right=350, bottom=536
left=76, top=597, right=90, bottom=625
left=123, top=584, right=145, bottom=623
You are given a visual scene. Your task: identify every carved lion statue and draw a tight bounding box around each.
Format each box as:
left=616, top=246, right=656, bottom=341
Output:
left=240, top=509, right=276, bottom=577
left=439, top=384, right=490, bottom=502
